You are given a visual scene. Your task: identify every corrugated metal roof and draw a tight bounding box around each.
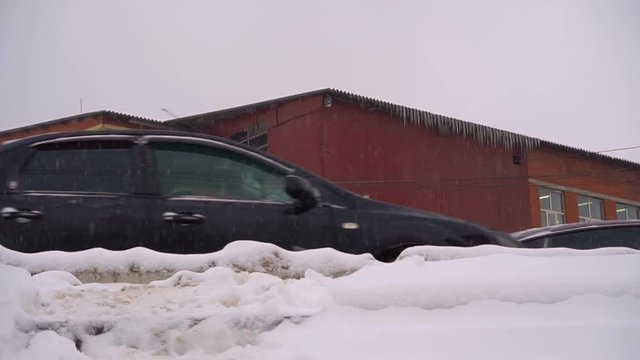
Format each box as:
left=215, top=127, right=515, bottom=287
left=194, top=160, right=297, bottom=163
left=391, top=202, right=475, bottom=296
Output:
left=6, top=92, right=636, bottom=168
left=328, top=89, right=540, bottom=150
left=170, top=89, right=539, bottom=149
left=169, top=88, right=640, bottom=168
left=541, top=140, right=640, bottom=168
left=166, top=89, right=331, bottom=124
left=0, top=110, right=176, bottom=138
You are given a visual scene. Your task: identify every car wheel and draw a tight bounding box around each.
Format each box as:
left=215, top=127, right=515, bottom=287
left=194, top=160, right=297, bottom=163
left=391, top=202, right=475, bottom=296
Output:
left=375, top=244, right=419, bottom=263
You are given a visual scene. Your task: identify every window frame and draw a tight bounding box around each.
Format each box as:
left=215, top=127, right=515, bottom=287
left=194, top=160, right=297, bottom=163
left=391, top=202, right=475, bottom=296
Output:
left=16, top=138, right=137, bottom=196
left=230, top=120, right=269, bottom=152
left=140, top=135, right=352, bottom=208
left=578, top=195, right=604, bottom=222
left=145, top=136, right=294, bottom=204
left=539, top=187, right=565, bottom=226
left=616, top=203, right=640, bottom=220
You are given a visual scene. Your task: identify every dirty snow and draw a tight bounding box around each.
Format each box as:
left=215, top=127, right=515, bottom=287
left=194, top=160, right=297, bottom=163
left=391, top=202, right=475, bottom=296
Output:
left=1, top=242, right=639, bottom=359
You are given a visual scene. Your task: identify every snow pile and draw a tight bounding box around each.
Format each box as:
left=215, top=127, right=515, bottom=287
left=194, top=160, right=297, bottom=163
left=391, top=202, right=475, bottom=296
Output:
left=398, top=244, right=640, bottom=261
left=0, top=265, right=86, bottom=360
left=4, top=241, right=638, bottom=283
left=1, top=244, right=639, bottom=359
left=0, top=241, right=376, bottom=282
left=330, top=253, right=640, bottom=309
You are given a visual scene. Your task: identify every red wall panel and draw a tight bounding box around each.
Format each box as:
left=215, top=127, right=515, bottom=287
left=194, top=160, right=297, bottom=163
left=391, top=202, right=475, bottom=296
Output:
left=317, top=100, right=532, bottom=232
left=196, top=95, right=532, bottom=232
left=189, top=94, right=640, bottom=231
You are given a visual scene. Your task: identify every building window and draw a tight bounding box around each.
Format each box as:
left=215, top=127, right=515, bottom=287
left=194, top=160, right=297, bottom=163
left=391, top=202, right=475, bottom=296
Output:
left=617, top=203, right=640, bottom=220
left=578, top=195, right=604, bottom=222
left=539, top=188, right=565, bottom=226
left=230, top=120, right=268, bottom=152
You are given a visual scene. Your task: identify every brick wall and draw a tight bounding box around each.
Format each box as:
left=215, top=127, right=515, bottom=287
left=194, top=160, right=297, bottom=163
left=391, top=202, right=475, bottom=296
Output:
left=527, top=146, right=640, bottom=225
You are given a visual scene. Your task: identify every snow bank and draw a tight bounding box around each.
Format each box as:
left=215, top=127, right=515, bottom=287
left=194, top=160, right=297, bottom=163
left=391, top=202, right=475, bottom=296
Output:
left=0, top=265, right=87, bottom=360
left=4, top=241, right=638, bottom=283
left=0, top=241, right=375, bottom=282
left=398, top=244, right=640, bottom=261
left=1, top=245, right=639, bottom=359
left=329, top=253, right=640, bottom=309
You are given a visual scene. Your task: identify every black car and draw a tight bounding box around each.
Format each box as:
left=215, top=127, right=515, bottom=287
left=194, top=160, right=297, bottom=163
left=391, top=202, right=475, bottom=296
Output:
left=513, top=220, right=640, bottom=250
left=0, top=130, right=518, bottom=260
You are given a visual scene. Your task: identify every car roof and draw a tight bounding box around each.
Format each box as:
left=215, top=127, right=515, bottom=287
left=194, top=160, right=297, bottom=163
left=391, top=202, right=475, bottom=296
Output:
left=0, top=129, right=359, bottom=201
left=1, top=129, right=231, bottom=148
left=0, top=129, right=280, bottom=162
left=0, top=128, right=290, bottom=173
left=512, top=220, right=640, bottom=241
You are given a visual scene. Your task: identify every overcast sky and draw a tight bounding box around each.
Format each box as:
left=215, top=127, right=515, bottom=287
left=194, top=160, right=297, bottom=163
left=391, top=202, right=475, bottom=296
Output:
left=1, top=0, right=638, bottom=162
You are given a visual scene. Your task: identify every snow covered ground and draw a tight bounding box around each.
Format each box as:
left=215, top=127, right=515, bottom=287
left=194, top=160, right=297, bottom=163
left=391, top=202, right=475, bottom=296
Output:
left=1, top=242, right=639, bottom=359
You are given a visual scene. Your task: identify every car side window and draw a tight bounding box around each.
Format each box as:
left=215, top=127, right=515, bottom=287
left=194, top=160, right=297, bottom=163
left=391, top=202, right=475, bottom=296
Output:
left=546, top=227, right=640, bottom=249
left=19, top=141, right=133, bottom=194
left=151, top=142, right=293, bottom=203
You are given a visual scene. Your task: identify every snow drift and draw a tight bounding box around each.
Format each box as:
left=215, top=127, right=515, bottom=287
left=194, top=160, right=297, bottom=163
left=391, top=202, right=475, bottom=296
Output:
left=1, top=242, right=639, bottom=359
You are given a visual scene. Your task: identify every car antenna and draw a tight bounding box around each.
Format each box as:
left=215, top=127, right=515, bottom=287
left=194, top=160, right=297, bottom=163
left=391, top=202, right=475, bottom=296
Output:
left=161, top=108, right=179, bottom=119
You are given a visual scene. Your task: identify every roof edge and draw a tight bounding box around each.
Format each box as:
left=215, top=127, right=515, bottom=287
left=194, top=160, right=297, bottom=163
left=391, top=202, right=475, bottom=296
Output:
left=326, top=89, right=540, bottom=150
left=0, top=110, right=173, bottom=138
left=171, top=88, right=639, bottom=166
left=540, top=140, right=640, bottom=168
left=170, top=88, right=540, bottom=150
left=166, top=89, right=332, bottom=125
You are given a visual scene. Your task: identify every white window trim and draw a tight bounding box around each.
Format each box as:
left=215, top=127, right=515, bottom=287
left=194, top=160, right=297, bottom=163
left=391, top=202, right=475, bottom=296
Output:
left=578, top=195, right=604, bottom=222
left=230, top=121, right=269, bottom=151
left=541, top=209, right=565, bottom=226
left=617, top=203, right=640, bottom=220
left=539, top=188, right=566, bottom=226
left=529, top=179, right=640, bottom=207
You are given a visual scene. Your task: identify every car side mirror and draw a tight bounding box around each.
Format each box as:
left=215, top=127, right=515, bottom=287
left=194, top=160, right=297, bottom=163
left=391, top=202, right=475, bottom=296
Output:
left=285, top=175, right=319, bottom=213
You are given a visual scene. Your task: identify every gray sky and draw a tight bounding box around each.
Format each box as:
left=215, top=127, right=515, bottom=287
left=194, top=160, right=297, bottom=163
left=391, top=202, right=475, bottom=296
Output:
left=1, top=0, right=638, bottom=162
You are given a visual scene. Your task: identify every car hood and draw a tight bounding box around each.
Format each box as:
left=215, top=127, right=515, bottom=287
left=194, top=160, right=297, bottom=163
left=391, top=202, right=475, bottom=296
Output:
left=353, top=197, right=520, bottom=247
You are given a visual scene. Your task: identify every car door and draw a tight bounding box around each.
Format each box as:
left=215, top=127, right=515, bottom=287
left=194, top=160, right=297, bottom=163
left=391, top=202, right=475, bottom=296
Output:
left=139, top=136, right=336, bottom=254
left=0, top=136, right=146, bottom=252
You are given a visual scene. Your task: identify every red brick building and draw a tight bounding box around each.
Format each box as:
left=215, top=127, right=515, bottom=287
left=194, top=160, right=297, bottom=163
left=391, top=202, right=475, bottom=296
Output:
left=168, top=89, right=640, bottom=232
left=3, top=90, right=639, bottom=232
left=527, top=145, right=640, bottom=227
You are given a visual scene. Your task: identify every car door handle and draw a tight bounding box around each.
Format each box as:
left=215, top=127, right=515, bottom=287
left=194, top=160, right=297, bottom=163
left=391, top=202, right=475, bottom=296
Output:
left=163, top=212, right=205, bottom=224
left=1, top=207, right=43, bottom=220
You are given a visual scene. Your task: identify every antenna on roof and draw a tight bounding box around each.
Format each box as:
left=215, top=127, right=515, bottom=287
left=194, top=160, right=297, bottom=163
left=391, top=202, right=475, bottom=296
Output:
left=80, top=99, right=83, bottom=113
left=161, top=108, right=179, bottom=119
